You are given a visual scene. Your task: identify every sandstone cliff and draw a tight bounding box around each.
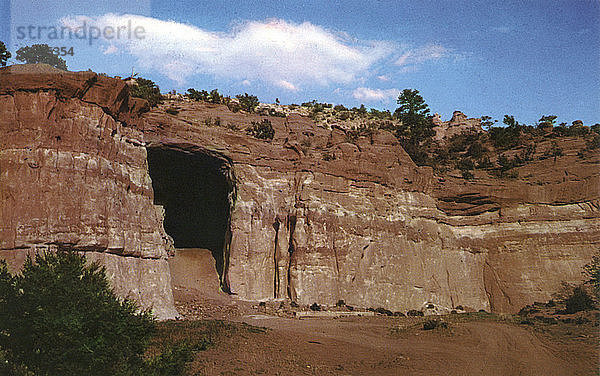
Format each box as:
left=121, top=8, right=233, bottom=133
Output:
left=0, top=65, right=177, bottom=319
left=1, top=66, right=598, bottom=316
left=142, top=98, right=599, bottom=314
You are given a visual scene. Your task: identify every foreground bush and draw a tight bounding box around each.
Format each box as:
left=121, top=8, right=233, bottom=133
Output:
left=0, top=251, right=155, bottom=375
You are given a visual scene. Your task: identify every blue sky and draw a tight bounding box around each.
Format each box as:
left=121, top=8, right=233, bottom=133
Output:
left=2, top=0, right=598, bottom=125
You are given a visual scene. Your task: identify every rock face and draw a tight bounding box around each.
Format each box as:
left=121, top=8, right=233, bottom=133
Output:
left=0, top=65, right=177, bottom=319
left=142, top=100, right=599, bottom=314
left=433, top=111, right=483, bottom=141
left=1, top=66, right=598, bottom=315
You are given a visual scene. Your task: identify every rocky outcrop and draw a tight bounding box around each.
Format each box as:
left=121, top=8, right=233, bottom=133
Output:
left=433, top=111, right=483, bottom=141
left=142, top=100, right=599, bottom=313
left=0, top=65, right=177, bottom=319
left=1, top=66, right=598, bottom=316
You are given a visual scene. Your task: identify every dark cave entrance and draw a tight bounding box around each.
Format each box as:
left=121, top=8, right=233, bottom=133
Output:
left=147, top=147, right=234, bottom=292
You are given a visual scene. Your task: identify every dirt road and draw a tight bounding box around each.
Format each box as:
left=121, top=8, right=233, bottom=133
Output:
left=169, top=250, right=597, bottom=375
left=187, top=314, right=596, bottom=375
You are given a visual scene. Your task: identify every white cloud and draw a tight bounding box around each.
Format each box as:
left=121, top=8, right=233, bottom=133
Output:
left=352, top=87, right=400, bottom=102
left=395, top=43, right=448, bottom=66
left=61, top=14, right=394, bottom=87
left=275, top=80, right=298, bottom=91
left=102, top=45, right=118, bottom=55
left=377, top=75, right=390, bottom=81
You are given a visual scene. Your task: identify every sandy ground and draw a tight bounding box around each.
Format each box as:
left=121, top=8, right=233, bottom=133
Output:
left=169, top=249, right=598, bottom=375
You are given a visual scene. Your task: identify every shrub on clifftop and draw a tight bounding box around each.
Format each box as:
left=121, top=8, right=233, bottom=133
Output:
left=15, top=44, right=67, bottom=70
left=236, top=93, right=259, bottom=113
left=0, top=41, right=11, bottom=67
left=130, top=77, right=163, bottom=107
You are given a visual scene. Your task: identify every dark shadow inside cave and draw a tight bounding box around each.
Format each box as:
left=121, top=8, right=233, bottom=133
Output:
left=146, top=147, right=233, bottom=291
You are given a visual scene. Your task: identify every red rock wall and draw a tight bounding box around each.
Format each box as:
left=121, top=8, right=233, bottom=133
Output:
left=2, top=66, right=597, bottom=315
left=143, top=100, right=599, bottom=313
left=0, top=65, right=177, bottom=319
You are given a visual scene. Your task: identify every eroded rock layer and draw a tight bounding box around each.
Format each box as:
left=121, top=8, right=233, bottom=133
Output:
left=0, top=65, right=177, bottom=319
left=1, top=66, right=598, bottom=316
left=142, top=99, right=599, bottom=313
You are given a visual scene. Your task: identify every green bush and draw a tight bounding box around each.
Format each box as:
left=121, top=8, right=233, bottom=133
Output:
left=497, top=154, right=519, bottom=171
left=186, top=88, right=209, bottom=101
left=236, top=93, right=259, bottom=113
left=369, top=108, right=392, bottom=120
left=165, top=107, right=179, bottom=115
left=0, top=251, right=155, bottom=375
left=585, top=133, right=600, bottom=151
left=0, top=41, right=11, bottom=67
left=15, top=44, right=67, bottom=70
left=208, top=89, right=221, bottom=104
left=246, top=119, right=275, bottom=140
left=489, top=125, right=520, bottom=149
left=447, top=132, right=479, bottom=154
left=564, top=286, right=595, bottom=314
left=466, top=141, right=487, bottom=159
left=130, top=77, right=162, bottom=107
left=399, top=138, right=430, bottom=166
left=422, top=319, right=448, bottom=330
left=145, top=341, right=208, bottom=376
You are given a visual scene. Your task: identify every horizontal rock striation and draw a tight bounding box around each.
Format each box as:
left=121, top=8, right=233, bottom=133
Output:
left=143, top=100, right=599, bottom=313
left=0, top=65, right=177, bottom=319
left=1, top=66, right=597, bottom=315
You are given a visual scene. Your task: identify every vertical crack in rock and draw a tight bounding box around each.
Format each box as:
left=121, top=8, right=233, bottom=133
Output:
left=221, top=160, right=237, bottom=294
left=331, top=233, right=341, bottom=301
left=332, top=238, right=341, bottom=277
left=286, top=214, right=297, bottom=302
left=483, top=259, right=512, bottom=312
left=272, top=219, right=281, bottom=298
left=446, top=269, right=454, bottom=308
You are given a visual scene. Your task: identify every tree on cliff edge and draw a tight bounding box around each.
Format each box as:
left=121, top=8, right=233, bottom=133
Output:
left=15, top=44, right=67, bottom=70
left=393, top=89, right=435, bottom=165
left=130, top=77, right=163, bottom=107
left=394, top=89, right=434, bottom=140
left=0, top=41, right=10, bottom=67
